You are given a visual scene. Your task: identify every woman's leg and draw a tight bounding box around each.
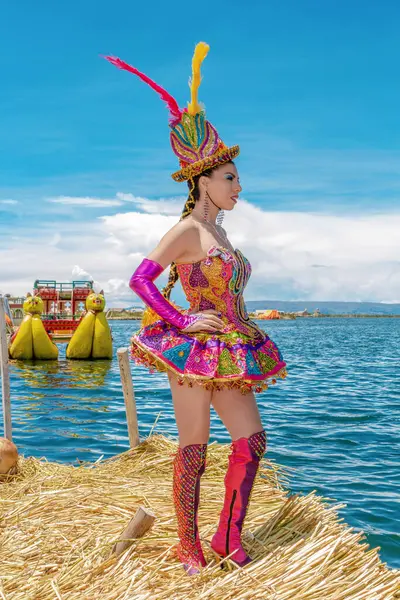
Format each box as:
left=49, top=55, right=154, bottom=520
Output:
left=211, top=387, right=263, bottom=441
left=169, top=375, right=211, bottom=447
left=169, top=375, right=212, bottom=574
left=210, top=388, right=267, bottom=566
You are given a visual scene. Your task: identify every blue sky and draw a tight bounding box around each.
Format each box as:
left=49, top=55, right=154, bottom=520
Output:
left=1, top=1, right=399, bottom=303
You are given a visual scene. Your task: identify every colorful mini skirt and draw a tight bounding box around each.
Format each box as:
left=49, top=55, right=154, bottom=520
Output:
left=131, top=319, right=287, bottom=394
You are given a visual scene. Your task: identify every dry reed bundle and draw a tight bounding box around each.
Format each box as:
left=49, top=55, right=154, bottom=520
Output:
left=0, top=435, right=398, bottom=600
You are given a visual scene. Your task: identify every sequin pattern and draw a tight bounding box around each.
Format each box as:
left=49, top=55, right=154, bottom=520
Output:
left=173, top=444, right=207, bottom=570
left=248, top=430, right=267, bottom=459
left=131, top=246, right=287, bottom=392
left=169, top=111, right=240, bottom=183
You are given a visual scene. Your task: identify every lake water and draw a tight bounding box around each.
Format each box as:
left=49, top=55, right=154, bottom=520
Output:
left=3, top=318, right=399, bottom=568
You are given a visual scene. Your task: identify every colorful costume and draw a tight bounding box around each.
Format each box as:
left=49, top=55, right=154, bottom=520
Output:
left=132, top=246, right=286, bottom=393
left=106, top=42, right=286, bottom=573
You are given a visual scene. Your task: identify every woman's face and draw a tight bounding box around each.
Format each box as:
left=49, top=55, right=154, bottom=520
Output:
left=202, top=163, right=242, bottom=211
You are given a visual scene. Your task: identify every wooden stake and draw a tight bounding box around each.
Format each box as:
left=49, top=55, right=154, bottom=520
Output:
left=113, top=506, right=156, bottom=556
left=0, top=296, right=12, bottom=441
left=117, top=347, right=140, bottom=448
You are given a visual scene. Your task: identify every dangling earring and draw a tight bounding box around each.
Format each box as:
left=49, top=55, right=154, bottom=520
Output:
left=216, top=210, right=224, bottom=226
left=203, top=192, right=210, bottom=222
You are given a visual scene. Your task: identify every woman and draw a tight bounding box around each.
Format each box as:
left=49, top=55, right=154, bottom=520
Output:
left=106, top=42, right=286, bottom=575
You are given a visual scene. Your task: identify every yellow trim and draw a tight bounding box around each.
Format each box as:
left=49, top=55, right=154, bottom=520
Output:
left=131, top=336, right=287, bottom=394
left=171, top=145, right=240, bottom=182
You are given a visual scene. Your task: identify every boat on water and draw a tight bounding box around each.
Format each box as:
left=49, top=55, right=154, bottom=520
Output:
left=33, top=279, right=94, bottom=341
left=4, top=280, right=113, bottom=360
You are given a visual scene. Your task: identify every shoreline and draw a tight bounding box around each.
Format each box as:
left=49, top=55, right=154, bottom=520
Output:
left=106, top=314, right=400, bottom=320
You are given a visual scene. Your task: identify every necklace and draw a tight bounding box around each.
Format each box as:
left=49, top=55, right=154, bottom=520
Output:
left=206, top=220, right=229, bottom=244
left=190, top=213, right=232, bottom=250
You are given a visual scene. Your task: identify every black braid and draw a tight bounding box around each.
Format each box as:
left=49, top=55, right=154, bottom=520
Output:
left=180, top=177, right=197, bottom=219
left=162, top=262, right=179, bottom=300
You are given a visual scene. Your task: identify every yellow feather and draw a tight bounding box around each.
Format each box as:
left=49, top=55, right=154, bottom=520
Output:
left=187, top=42, right=210, bottom=115
left=141, top=306, right=161, bottom=328
left=140, top=300, right=184, bottom=329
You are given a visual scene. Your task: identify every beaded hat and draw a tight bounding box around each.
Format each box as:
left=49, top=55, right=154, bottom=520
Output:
left=105, top=42, right=239, bottom=182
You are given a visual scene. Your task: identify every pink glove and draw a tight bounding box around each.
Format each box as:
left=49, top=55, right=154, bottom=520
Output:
left=129, top=258, right=200, bottom=330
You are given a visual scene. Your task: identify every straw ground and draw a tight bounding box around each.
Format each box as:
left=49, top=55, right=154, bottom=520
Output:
left=0, top=435, right=399, bottom=599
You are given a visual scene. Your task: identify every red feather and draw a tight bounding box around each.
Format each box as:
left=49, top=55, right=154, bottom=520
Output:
left=105, top=56, right=182, bottom=126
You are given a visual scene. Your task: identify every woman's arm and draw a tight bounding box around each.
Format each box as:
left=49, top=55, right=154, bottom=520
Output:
left=130, top=222, right=223, bottom=332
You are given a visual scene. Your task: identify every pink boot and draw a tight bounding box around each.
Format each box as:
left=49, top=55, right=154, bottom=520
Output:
left=173, top=444, right=207, bottom=575
left=211, top=430, right=267, bottom=566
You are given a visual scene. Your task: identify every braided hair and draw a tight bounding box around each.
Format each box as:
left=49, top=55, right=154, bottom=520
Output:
left=162, top=165, right=220, bottom=300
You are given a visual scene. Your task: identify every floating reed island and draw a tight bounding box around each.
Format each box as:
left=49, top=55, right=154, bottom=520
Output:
left=0, top=435, right=399, bottom=600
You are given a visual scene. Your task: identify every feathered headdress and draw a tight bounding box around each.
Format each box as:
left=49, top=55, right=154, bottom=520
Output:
left=105, top=42, right=239, bottom=182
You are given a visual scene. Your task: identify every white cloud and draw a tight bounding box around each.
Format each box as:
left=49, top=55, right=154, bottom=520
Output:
left=0, top=199, right=18, bottom=205
left=49, top=233, right=61, bottom=246
left=48, top=196, right=123, bottom=207
left=225, top=203, right=400, bottom=301
left=116, top=193, right=186, bottom=215
left=100, top=197, right=400, bottom=303
left=71, top=265, right=93, bottom=281
left=71, top=265, right=105, bottom=294
left=1, top=194, right=399, bottom=306
left=101, top=211, right=178, bottom=256
left=46, top=193, right=187, bottom=214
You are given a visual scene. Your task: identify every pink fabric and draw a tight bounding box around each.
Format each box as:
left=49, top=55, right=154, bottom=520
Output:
left=104, top=56, right=182, bottom=126
left=211, top=431, right=267, bottom=566
left=129, top=258, right=199, bottom=330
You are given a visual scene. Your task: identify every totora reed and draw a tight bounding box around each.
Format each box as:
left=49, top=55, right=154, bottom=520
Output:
left=0, top=435, right=399, bottom=600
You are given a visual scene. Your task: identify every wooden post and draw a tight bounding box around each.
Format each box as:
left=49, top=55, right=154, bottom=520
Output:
left=0, top=296, right=12, bottom=441
left=113, top=506, right=156, bottom=556
left=117, top=347, right=140, bottom=448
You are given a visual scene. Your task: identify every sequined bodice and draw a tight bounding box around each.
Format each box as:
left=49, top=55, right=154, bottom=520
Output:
left=176, top=246, right=264, bottom=341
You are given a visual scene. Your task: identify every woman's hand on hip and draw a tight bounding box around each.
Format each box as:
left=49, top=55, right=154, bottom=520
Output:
left=182, top=309, right=224, bottom=333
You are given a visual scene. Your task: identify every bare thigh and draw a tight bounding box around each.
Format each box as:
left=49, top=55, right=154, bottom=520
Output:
left=168, top=374, right=212, bottom=448
left=211, top=388, right=263, bottom=441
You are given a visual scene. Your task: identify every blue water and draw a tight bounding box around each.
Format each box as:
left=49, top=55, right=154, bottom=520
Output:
left=2, top=318, right=399, bottom=569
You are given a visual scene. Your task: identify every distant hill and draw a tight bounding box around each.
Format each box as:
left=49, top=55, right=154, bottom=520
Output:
left=246, top=300, right=400, bottom=316
left=126, top=300, right=400, bottom=316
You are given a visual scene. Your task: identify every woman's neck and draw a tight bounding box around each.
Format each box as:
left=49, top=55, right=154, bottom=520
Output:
left=191, top=195, right=220, bottom=224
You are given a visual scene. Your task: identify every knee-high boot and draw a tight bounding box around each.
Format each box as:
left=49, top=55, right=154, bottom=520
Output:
left=173, top=443, right=207, bottom=574
left=211, top=430, right=267, bottom=566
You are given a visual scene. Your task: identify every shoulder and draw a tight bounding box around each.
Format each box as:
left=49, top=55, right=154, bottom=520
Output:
left=147, top=217, right=201, bottom=267
left=162, top=217, right=200, bottom=245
